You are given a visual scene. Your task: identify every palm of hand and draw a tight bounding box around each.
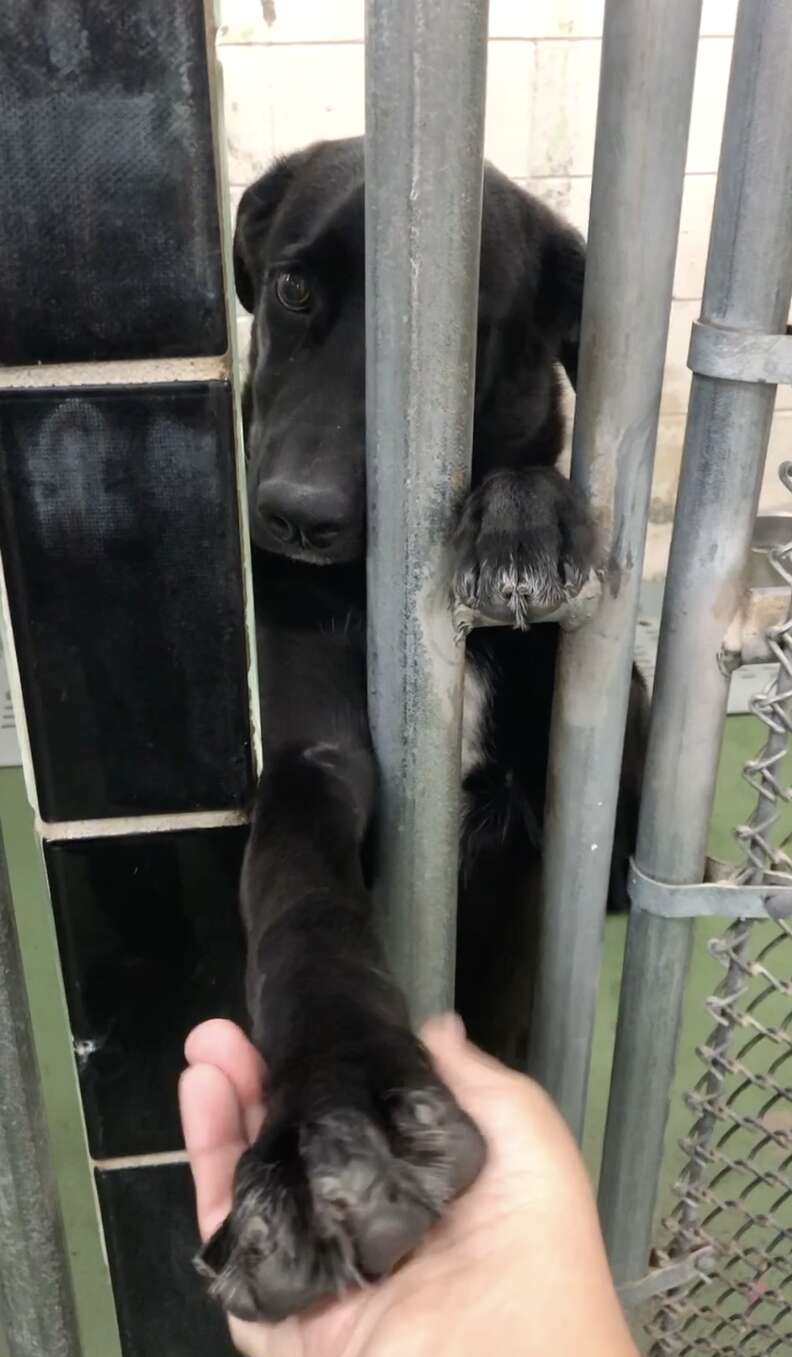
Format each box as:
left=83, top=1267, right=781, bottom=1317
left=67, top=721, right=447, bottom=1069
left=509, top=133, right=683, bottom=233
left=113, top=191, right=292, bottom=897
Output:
left=180, top=1017, right=628, bottom=1357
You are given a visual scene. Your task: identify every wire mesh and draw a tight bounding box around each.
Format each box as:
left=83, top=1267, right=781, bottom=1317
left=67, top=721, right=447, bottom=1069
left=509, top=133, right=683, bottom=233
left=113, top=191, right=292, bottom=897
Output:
left=645, top=462, right=792, bottom=1356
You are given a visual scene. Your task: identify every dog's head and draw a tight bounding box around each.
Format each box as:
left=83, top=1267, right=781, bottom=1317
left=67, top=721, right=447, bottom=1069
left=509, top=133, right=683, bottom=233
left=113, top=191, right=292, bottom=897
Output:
left=234, top=137, right=584, bottom=565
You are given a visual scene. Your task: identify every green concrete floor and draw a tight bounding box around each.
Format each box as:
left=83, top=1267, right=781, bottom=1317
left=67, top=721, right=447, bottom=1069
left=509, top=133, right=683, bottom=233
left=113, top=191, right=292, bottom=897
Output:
left=0, top=713, right=787, bottom=1356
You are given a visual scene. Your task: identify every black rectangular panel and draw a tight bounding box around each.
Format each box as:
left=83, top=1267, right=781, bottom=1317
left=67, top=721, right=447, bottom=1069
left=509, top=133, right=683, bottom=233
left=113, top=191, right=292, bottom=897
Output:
left=47, top=828, right=248, bottom=1158
left=0, top=1, right=227, bottom=364
left=0, top=382, right=253, bottom=820
left=97, top=1163, right=237, bottom=1357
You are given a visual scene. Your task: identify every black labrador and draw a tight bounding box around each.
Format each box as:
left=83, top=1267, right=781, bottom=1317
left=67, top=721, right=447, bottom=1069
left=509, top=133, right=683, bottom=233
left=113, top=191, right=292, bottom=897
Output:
left=197, top=137, right=646, bottom=1322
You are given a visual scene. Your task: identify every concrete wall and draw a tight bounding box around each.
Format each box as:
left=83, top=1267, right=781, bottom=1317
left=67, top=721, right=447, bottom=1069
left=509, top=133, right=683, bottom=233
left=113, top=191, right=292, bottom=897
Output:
left=216, top=0, right=792, bottom=580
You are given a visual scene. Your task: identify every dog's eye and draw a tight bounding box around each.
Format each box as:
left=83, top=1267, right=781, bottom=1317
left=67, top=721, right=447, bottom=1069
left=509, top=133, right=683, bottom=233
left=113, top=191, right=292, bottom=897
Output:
left=275, top=270, right=312, bottom=313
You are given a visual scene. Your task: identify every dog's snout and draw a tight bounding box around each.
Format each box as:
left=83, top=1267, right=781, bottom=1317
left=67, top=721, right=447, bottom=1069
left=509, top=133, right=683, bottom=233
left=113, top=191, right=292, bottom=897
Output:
left=257, top=480, right=346, bottom=554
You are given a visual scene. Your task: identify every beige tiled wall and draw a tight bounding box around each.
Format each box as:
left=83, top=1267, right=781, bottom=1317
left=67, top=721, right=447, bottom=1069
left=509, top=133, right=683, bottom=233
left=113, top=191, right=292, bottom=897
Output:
left=217, top=0, right=791, bottom=580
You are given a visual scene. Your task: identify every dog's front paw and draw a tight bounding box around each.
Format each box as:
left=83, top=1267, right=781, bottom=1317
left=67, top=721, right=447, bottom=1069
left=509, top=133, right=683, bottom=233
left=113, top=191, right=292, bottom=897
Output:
left=196, top=1040, right=485, bottom=1322
left=451, top=468, right=596, bottom=636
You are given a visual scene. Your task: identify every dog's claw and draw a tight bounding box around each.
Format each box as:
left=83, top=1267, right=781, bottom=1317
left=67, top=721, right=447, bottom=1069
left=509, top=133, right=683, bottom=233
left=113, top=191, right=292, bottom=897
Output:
left=452, top=565, right=600, bottom=636
left=450, top=469, right=597, bottom=636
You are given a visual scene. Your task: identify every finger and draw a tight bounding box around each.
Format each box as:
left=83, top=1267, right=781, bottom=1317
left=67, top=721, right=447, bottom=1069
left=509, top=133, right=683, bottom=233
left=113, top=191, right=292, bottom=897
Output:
left=420, top=1012, right=509, bottom=1093
left=421, top=1015, right=579, bottom=1178
left=228, top=1315, right=274, bottom=1357
left=420, top=1012, right=543, bottom=1132
left=179, top=1063, right=248, bottom=1241
left=420, top=1012, right=467, bottom=1056
left=185, top=1019, right=267, bottom=1143
left=421, top=1012, right=517, bottom=1084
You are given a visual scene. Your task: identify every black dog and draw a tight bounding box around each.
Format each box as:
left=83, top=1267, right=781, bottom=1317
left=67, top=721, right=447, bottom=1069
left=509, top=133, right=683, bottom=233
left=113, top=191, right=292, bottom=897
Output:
left=197, top=137, right=646, bottom=1322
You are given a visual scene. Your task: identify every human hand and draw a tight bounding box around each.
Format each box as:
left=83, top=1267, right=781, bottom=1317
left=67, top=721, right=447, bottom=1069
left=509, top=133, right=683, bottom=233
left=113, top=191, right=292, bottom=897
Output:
left=179, top=1015, right=637, bottom=1357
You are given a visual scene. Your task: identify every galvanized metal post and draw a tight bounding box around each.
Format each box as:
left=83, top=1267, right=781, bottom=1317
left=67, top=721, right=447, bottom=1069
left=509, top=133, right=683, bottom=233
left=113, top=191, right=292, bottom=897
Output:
left=0, top=828, right=81, bottom=1357
left=599, top=0, right=792, bottom=1288
left=364, top=0, right=489, bottom=1018
left=528, top=0, right=702, bottom=1136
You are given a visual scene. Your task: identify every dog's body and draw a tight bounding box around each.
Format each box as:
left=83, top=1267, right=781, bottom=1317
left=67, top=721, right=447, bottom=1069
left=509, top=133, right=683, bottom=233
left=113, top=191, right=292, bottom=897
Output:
left=198, top=138, right=647, bottom=1322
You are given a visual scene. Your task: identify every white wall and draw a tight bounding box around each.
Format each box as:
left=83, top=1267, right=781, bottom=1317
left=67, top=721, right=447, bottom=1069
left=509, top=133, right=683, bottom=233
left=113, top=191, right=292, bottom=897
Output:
left=216, top=0, right=791, bottom=580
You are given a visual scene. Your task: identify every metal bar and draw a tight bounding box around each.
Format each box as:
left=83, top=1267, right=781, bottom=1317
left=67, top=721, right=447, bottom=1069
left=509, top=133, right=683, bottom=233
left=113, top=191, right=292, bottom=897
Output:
left=599, top=0, right=792, bottom=1288
left=0, top=828, right=81, bottom=1357
left=527, top=0, right=702, bottom=1135
left=363, top=0, right=489, bottom=1018
left=628, top=859, right=792, bottom=921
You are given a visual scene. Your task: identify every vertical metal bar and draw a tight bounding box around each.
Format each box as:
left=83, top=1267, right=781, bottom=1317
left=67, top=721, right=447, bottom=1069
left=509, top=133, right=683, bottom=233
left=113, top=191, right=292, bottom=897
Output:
left=364, top=0, right=489, bottom=1018
left=599, top=0, right=792, bottom=1287
left=0, top=827, right=81, bottom=1357
left=528, top=0, right=702, bottom=1135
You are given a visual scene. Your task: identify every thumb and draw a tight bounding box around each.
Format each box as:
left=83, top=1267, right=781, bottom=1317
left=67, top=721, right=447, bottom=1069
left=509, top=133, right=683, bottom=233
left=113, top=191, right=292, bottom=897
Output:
left=420, top=1012, right=576, bottom=1170
left=420, top=1011, right=518, bottom=1090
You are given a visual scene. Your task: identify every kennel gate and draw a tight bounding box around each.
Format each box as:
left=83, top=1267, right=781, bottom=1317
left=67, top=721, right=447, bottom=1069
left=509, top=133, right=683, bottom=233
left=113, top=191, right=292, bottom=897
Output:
left=368, top=2, right=792, bottom=1346
left=0, top=1, right=791, bottom=1355
left=366, top=0, right=792, bottom=1349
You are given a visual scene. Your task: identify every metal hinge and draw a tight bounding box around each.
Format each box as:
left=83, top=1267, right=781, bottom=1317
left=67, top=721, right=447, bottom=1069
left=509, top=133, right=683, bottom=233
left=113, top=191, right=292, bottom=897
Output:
left=618, top=1247, right=716, bottom=1308
left=688, top=320, right=792, bottom=385
left=628, top=858, right=792, bottom=921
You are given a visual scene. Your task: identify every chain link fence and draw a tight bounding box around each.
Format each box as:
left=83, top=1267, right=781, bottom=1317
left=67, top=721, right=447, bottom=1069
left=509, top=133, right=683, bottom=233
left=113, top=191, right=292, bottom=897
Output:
left=645, top=465, right=792, bottom=1356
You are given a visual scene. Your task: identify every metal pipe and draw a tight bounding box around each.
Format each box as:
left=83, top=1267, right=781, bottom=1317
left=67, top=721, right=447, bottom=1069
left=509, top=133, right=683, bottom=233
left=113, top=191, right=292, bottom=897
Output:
left=363, top=0, right=489, bottom=1018
left=527, top=0, right=702, bottom=1136
left=599, top=0, right=792, bottom=1287
left=0, top=828, right=81, bottom=1357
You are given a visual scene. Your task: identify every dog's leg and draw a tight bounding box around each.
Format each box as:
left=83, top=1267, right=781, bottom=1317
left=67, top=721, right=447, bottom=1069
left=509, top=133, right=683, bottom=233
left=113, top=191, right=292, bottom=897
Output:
left=195, top=740, right=485, bottom=1322
left=451, top=466, right=596, bottom=633
left=456, top=846, right=542, bottom=1068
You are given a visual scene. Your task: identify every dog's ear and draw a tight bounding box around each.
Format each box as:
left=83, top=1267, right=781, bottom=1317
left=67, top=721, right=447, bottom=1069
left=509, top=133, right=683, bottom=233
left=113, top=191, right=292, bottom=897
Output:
left=536, top=218, right=585, bottom=391
left=484, top=173, right=586, bottom=393
left=233, top=156, right=299, bottom=314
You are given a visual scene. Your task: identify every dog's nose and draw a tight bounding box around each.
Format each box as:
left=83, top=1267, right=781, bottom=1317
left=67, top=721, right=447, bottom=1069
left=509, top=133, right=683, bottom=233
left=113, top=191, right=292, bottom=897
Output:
left=256, top=481, right=345, bottom=552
